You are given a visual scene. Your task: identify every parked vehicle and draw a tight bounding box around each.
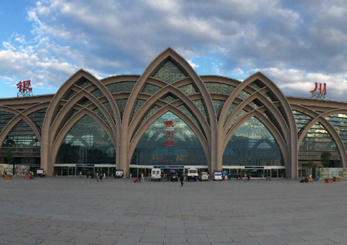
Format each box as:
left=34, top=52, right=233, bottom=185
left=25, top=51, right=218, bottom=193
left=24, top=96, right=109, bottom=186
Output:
left=186, top=167, right=199, bottom=181
left=115, top=169, right=124, bottom=178
left=170, top=172, right=178, bottom=181
left=36, top=168, right=46, bottom=177
left=200, top=172, right=209, bottom=181
left=212, top=170, right=223, bottom=181
left=151, top=168, right=161, bottom=181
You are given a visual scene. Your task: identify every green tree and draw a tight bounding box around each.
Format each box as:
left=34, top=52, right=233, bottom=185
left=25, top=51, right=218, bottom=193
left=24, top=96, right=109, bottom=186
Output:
left=321, top=151, right=332, bottom=167
left=5, top=150, right=14, bottom=175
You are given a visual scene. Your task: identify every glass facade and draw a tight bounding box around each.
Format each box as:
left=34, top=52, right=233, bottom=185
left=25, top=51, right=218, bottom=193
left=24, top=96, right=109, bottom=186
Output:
left=131, top=112, right=207, bottom=166
left=212, top=99, right=225, bottom=119
left=299, top=122, right=340, bottom=167
left=106, top=81, right=136, bottom=93
left=293, top=110, right=312, bottom=133
left=2, top=120, right=39, bottom=147
left=204, top=82, right=235, bottom=95
left=223, top=117, right=283, bottom=166
left=0, top=111, right=15, bottom=132
left=326, top=114, right=347, bottom=150
left=115, top=99, right=128, bottom=118
left=28, top=109, right=47, bottom=130
left=56, top=115, right=115, bottom=164
left=152, top=60, right=187, bottom=84
left=1, top=118, right=41, bottom=166
left=142, top=84, right=161, bottom=95
left=179, top=84, right=198, bottom=95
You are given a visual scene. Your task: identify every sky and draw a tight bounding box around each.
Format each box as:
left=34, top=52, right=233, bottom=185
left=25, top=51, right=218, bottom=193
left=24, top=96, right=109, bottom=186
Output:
left=1, top=0, right=347, bottom=101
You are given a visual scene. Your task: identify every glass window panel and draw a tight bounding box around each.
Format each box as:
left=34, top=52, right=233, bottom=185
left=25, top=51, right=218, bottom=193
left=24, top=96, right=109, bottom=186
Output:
left=293, top=110, right=312, bottom=133
left=106, top=81, right=136, bottom=93
left=131, top=99, right=146, bottom=121
left=93, top=108, right=109, bottom=126
left=77, top=97, right=92, bottom=107
left=91, top=88, right=103, bottom=98
left=152, top=60, right=187, bottom=84
left=264, top=92, right=277, bottom=102
left=212, top=99, right=225, bottom=118
left=76, top=79, right=92, bottom=88
left=237, top=91, right=250, bottom=100
left=115, top=99, right=127, bottom=118
left=225, top=103, right=238, bottom=123
left=64, top=90, right=76, bottom=100
left=0, top=111, right=15, bottom=132
left=178, top=105, right=203, bottom=135
left=131, top=112, right=207, bottom=166
left=2, top=120, right=39, bottom=147
left=229, top=109, right=248, bottom=130
left=103, top=102, right=114, bottom=119
left=204, top=82, right=235, bottom=95
left=326, top=114, right=347, bottom=150
left=28, top=108, right=47, bottom=130
left=135, top=105, right=161, bottom=134
left=193, top=100, right=207, bottom=121
left=56, top=115, right=115, bottom=164
left=249, top=80, right=265, bottom=90
left=223, top=117, right=283, bottom=166
left=299, top=122, right=340, bottom=166
left=162, top=95, right=177, bottom=103
left=179, top=84, right=198, bottom=95
left=142, top=84, right=161, bottom=95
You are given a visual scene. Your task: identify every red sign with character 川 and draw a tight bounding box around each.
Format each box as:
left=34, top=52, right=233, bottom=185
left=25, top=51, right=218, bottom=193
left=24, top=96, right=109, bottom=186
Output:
left=310, top=82, right=326, bottom=99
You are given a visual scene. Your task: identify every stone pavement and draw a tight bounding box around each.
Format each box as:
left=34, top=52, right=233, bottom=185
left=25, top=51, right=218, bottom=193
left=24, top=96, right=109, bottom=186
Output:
left=1, top=177, right=347, bottom=245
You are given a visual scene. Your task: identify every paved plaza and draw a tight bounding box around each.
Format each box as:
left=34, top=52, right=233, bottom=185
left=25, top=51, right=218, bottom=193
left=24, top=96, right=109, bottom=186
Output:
left=1, top=177, right=347, bottom=245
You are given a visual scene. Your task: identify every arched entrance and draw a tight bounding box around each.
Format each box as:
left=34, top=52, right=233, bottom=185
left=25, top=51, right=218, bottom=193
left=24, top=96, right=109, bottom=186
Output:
left=129, top=112, right=208, bottom=178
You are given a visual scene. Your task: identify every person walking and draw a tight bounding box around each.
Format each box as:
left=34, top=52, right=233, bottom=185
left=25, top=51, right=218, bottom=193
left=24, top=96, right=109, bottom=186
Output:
left=99, top=172, right=103, bottom=182
left=180, top=174, right=184, bottom=187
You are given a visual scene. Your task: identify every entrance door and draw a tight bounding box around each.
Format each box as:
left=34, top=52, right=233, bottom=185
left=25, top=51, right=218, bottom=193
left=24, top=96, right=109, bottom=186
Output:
left=244, top=169, right=264, bottom=178
left=77, top=167, right=94, bottom=176
left=68, top=167, right=75, bottom=176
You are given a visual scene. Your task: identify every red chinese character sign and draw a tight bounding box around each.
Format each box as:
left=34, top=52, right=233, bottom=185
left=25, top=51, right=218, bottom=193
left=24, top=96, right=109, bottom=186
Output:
left=17, top=80, right=33, bottom=97
left=164, top=121, right=174, bottom=147
left=310, top=82, right=326, bottom=99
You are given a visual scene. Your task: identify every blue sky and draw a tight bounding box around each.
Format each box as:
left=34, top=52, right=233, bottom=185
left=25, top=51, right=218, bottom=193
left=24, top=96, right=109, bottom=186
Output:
left=1, top=0, right=347, bottom=101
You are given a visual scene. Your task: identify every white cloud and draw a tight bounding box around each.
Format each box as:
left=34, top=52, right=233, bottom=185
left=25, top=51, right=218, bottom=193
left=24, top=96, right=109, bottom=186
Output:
left=3, top=42, right=16, bottom=50
left=0, top=0, right=347, bottom=102
left=187, top=60, right=199, bottom=69
left=257, top=67, right=347, bottom=101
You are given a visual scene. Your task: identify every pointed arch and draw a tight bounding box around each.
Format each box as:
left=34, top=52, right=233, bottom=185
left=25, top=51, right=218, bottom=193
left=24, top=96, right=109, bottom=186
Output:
left=128, top=105, right=209, bottom=167
left=41, top=70, right=121, bottom=174
left=224, top=111, right=288, bottom=165
left=219, top=72, right=297, bottom=178
left=224, top=91, right=289, bottom=140
left=129, top=84, right=210, bottom=142
left=49, top=90, right=116, bottom=142
left=0, top=113, right=41, bottom=146
left=297, top=115, right=346, bottom=167
left=120, top=48, right=217, bottom=174
left=51, top=109, right=117, bottom=167
left=123, top=48, right=215, bottom=126
left=251, top=138, right=276, bottom=151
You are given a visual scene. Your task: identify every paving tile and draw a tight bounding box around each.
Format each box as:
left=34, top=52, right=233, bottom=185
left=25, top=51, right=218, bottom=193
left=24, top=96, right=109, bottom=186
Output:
left=1, top=178, right=347, bottom=245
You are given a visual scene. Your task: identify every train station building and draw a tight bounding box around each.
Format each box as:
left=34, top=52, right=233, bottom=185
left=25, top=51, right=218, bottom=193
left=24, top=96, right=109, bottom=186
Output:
left=0, top=48, right=347, bottom=179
